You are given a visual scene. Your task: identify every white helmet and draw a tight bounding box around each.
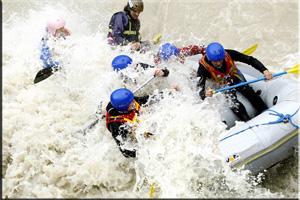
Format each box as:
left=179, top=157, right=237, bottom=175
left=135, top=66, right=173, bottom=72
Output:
left=46, top=17, right=66, bottom=35
left=128, top=0, right=144, bottom=12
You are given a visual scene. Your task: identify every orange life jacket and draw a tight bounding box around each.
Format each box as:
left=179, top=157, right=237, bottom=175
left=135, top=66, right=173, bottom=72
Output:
left=200, top=52, right=241, bottom=84
left=106, top=101, right=141, bottom=128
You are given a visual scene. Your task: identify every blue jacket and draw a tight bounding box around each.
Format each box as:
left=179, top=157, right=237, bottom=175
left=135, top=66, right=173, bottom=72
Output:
left=39, top=36, right=60, bottom=69
left=107, top=11, right=141, bottom=45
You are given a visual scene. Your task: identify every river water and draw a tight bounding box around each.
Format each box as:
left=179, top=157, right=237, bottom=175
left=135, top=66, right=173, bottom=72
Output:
left=2, top=0, right=299, bottom=198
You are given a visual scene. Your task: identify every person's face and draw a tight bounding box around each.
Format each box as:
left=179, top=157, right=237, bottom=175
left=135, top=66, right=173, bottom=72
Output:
left=130, top=9, right=142, bottom=19
left=54, top=27, right=70, bottom=38
left=128, top=100, right=136, bottom=111
left=211, top=59, right=223, bottom=68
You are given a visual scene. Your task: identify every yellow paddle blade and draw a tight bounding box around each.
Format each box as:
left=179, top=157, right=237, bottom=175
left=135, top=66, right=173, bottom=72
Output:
left=149, top=183, right=155, bottom=198
left=242, top=43, right=258, bottom=56
left=152, top=33, right=162, bottom=44
left=287, top=64, right=299, bottom=74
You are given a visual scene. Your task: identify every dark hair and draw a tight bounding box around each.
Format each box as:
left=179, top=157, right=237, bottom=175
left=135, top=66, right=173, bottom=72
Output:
left=124, top=3, right=130, bottom=13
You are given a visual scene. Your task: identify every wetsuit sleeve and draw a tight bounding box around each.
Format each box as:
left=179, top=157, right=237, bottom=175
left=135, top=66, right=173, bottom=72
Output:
left=39, top=38, right=60, bottom=68
left=107, top=122, right=136, bottom=158
left=179, top=45, right=205, bottom=57
left=134, top=96, right=150, bottom=105
left=110, top=13, right=128, bottom=45
left=197, top=64, right=210, bottom=100
left=227, top=49, right=268, bottom=73
left=137, top=63, right=169, bottom=77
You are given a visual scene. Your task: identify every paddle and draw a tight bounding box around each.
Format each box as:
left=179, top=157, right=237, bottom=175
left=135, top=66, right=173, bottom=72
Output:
left=34, top=67, right=59, bottom=84
left=151, top=33, right=162, bottom=45
left=75, top=102, right=105, bottom=136
left=242, top=43, right=258, bottom=55
left=133, top=75, right=156, bottom=93
left=214, top=64, right=299, bottom=93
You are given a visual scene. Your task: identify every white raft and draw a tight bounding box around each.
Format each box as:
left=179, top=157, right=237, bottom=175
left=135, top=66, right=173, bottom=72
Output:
left=218, top=64, right=299, bottom=174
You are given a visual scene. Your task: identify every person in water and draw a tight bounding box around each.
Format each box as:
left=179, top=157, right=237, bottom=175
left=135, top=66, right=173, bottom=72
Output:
left=105, top=88, right=153, bottom=158
left=107, top=0, right=151, bottom=51
left=196, top=42, right=273, bottom=121
left=111, top=55, right=170, bottom=95
left=154, top=42, right=206, bottom=65
left=39, top=17, right=71, bottom=69
left=151, top=42, right=206, bottom=91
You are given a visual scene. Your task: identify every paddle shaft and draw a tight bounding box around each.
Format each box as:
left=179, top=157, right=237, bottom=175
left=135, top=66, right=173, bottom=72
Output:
left=133, top=75, right=156, bottom=94
left=215, top=71, right=287, bottom=93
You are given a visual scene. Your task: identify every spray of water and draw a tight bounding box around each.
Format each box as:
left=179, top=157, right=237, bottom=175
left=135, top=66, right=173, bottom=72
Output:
left=3, top=0, right=298, bottom=198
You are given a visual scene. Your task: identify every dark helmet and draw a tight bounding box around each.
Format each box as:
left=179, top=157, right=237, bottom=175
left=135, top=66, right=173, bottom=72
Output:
left=128, top=0, right=144, bottom=12
left=111, top=55, right=132, bottom=71
left=158, top=43, right=179, bottom=61
left=206, top=42, right=225, bottom=61
left=110, top=88, right=134, bottom=111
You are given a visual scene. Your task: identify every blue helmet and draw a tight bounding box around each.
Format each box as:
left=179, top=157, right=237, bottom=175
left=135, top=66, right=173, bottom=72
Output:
left=110, top=88, right=134, bottom=111
left=206, top=42, right=225, bottom=61
left=158, top=43, right=179, bottom=61
left=111, top=55, right=132, bottom=71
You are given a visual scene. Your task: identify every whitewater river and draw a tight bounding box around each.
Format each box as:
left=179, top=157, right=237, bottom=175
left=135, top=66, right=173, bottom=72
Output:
left=3, top=0, right=299, bottom=198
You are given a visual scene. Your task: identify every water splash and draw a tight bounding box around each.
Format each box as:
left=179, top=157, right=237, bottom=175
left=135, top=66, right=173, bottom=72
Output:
left=3, top=0, right=298, bottom=198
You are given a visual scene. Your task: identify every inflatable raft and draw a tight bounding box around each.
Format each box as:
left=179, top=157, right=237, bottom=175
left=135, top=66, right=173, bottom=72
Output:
left=218, top=63, right=299, bottom=174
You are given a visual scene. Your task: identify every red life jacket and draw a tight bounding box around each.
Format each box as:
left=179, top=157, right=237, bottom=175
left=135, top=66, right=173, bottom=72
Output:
left=106, top=101, right=141, bottom=128
left=199, top=52, right=241, bottom=84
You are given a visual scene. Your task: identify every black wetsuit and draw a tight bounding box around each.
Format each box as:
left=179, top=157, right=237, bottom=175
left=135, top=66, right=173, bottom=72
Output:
left=197, top=49, right=268, bottom=121
left=106, top=96, right=149, bottom=158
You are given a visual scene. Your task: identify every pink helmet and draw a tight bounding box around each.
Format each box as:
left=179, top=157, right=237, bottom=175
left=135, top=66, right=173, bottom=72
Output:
left=46, top=17, right=66, bottom=35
